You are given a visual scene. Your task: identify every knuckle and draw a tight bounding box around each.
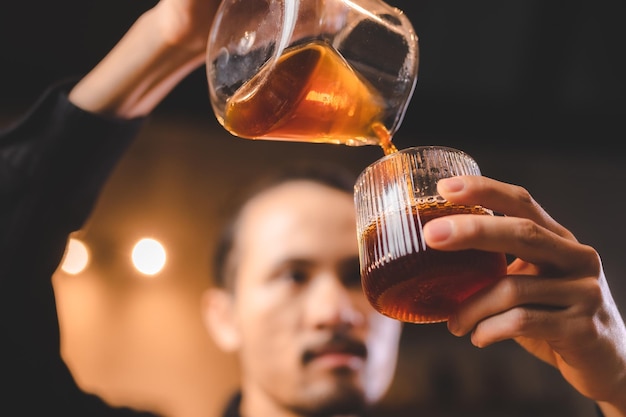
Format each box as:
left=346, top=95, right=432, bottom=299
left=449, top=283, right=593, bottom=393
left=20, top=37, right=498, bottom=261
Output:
left=581, top=277, right=604, bottom=309
left=581, top=245, right=602, bottom=273
left=497, top=277, right=524, bottom=305
left=513, top=218, right=543, bottom=245
left=509, top=307, right=533, bottom=333
left=571, top=313, right=601, bottom=342
left=512, top=184, right=534, bottom=206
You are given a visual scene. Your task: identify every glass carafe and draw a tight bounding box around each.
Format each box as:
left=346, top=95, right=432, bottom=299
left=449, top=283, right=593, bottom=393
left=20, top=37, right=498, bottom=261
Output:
left=206, top=0, right=419, bottom=154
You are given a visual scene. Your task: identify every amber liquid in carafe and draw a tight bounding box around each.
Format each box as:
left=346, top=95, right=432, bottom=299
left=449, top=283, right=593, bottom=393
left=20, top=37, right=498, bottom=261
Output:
left=223, top=40, right=398, bottom=156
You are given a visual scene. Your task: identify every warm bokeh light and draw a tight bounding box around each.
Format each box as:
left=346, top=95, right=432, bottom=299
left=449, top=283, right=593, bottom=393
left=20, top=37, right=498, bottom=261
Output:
left=132, top=238, right=167, bottom=276
left=60, top=237, right=90, bottom=275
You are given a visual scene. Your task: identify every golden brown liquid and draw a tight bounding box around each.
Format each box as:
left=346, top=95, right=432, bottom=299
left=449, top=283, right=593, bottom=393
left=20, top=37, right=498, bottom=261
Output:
left=223, top=41, right=398, bottom=155
left=360, top=201, right=508, bottom=323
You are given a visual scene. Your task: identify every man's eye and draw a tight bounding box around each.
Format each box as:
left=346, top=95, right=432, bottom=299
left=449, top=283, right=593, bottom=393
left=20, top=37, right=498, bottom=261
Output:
left=341, top=264, right=363, bottom=288
left=286, top=269, right=308, bottom=284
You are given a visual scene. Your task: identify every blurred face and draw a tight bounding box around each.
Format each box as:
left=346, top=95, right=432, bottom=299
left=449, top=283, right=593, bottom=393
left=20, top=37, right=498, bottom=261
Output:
left=215, top=180, right=402, bottom=417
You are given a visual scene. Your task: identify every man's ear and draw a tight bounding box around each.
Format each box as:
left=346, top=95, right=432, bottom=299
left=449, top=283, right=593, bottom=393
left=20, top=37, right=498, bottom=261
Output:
left=201, top=287, right=241, bottom=352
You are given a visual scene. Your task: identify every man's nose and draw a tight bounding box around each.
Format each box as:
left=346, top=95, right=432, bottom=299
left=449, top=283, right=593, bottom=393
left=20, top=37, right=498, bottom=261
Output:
left=304, top=272, right=365, bottom=329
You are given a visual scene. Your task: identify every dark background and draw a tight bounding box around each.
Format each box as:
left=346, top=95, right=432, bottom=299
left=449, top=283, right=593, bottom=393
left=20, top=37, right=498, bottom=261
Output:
left=1, top=1, right=625, bottom=417
left=2, top=0, right=625, bottom=152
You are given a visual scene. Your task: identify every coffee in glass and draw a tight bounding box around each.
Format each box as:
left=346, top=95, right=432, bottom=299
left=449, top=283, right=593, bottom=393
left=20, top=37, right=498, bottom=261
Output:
left=354, top=146, right=508, bottom=323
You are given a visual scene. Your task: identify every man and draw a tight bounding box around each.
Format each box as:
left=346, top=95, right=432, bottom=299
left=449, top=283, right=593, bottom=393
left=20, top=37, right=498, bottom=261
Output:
left=203, top=164, right=403, bottom=417
left=199, top=161, right=626, bottom=417
left=1, top=0, right=625, bottom=416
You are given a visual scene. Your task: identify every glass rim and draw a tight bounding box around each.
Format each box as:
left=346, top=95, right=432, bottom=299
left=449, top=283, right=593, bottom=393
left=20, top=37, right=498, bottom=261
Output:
left=356, top=145, right=475, bottom=180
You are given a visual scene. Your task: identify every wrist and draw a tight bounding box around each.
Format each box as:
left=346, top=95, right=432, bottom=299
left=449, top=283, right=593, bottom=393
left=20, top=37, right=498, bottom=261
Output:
left=69, top=7, right=206, bottom=118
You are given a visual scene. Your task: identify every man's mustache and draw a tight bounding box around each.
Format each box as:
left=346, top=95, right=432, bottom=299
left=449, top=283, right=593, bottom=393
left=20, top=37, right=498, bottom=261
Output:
left=302, top=333, right=368, bottom=365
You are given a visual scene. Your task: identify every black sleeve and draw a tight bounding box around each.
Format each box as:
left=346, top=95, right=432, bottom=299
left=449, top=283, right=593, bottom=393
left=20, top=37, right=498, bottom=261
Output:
left=0, top=79, right=158, bottom=417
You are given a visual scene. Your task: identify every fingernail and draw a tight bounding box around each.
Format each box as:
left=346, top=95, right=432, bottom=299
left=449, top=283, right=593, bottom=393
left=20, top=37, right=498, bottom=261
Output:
left=424, top=218, right=453, bottom=243
left=439, top=177, right=465, bottom=193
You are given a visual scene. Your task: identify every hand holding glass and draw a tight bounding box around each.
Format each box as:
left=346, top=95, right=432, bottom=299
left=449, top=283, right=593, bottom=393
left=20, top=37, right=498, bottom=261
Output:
left=354, top=146, right=508, bottom=323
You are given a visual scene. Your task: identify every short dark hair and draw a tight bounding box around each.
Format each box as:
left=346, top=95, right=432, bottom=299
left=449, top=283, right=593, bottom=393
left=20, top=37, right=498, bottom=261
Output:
left=212, top=160, right=358, bottom=290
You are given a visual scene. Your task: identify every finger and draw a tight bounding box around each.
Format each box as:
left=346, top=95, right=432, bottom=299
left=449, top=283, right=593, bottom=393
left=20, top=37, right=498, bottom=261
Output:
left=447, top=274, right=600, bottom=338
left=463, top=305, right=570, bottom=348
left=437, top=176, right=575, bottom=240
left=422, top=214, right=600, bottom=275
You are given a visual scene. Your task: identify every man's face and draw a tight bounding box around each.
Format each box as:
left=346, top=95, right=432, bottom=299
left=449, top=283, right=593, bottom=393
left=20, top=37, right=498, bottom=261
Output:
left=223, top=180, right=402, bottom=416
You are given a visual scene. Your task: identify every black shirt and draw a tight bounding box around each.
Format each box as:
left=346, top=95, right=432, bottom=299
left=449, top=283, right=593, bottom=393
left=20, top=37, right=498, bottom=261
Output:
left=0, top=80, right=154, bottom=416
